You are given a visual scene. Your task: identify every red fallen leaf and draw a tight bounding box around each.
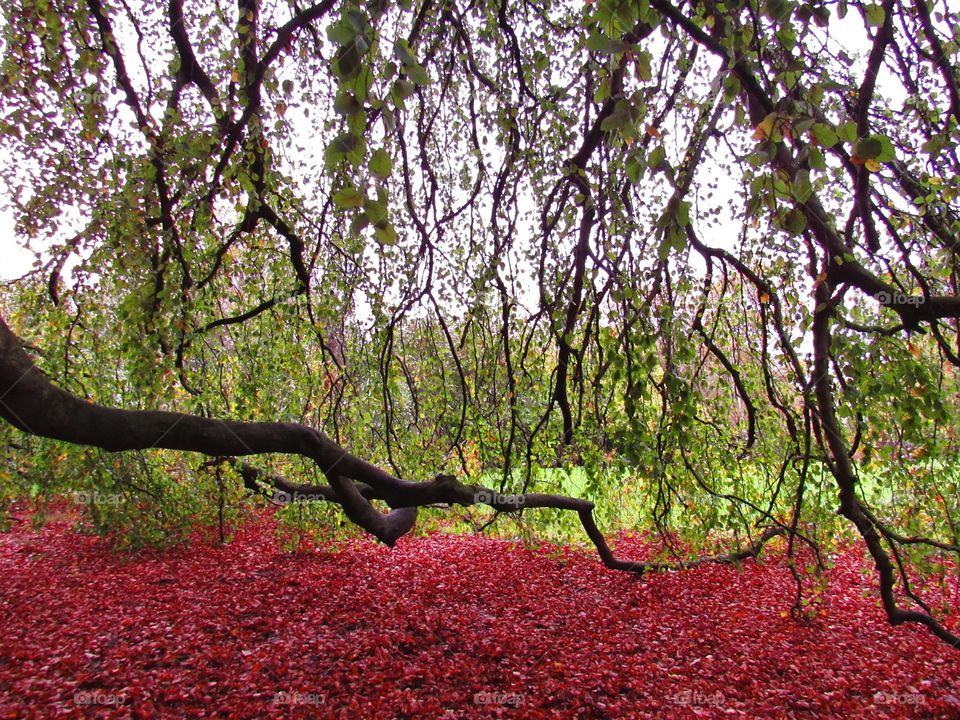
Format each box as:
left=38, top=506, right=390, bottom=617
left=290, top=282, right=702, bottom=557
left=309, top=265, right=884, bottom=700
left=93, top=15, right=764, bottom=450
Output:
left=0, top=510, right=958, bottom=718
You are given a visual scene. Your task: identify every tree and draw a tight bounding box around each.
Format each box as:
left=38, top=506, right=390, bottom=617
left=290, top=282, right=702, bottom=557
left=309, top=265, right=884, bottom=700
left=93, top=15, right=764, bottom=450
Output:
left=0, top=0, right=958, bottom=648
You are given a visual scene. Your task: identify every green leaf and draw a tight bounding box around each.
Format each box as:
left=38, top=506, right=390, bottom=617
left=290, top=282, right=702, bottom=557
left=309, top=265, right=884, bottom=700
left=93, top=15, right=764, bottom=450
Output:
left=595, top=79, right=612, bottom=103
left=600, top=105, right=632, bottom=132
left=595, top=0, right=635, bottom=35
left=634, top=50, right=652, bottom=82
left=333, top=187, right=366, bottom=209
left=374, top=223, right=399, bottom=245
left=392, top=39, right=418, bottom=66
left=350, top=212, right=371, bottom=234
left=657, top=224, right=686, bottom=259
left=325, top=133, right=366, bottom=168
left=392, top=79, right=415, bottom=101
left=921, top=135, right=945, bottom=157
left=380, top=107, right=396, bottom=133
left=333, top=92, right=363, bottom=115
left=723, top=74, right=741, bottom=103
left=327, top=20, right=355, bottom=46
left=347, top=109, right=367, bottom=135
left=625, top=153, right=645, bottom=184
left=364, top=196, right=389, bottom=225
left=405, top=63, right=432, bottom=86
left=764, top=0, right=793, bottom=22
left=782, top=208, right=807, bottom=235
left=870, top=134, right=896, bottom=162
left=808, top=145, right=826, bottom=171
left=585, top=32, right=607, bottom=52
left=333, top=43, right=362, bottom=80
left=792, top=169, right=813, bottom=203
left=345, top=8, right=369, bottom=33
left=785, top=115, right=808, bottom=138
left=330, top=133, right=358, bottom=156
left=864, top=3, right=885, bottom=26
left=854, top=136, right=882, bottom=160
left=812, top=5, right=830, bottom=26
left=657, top=234, right=672, bottom=260
left=837, top=121, right=858, bottom=143
left=368, top=148, right=392, bottom=179
left=810, top=123, right=838, bottom=147
left=390, top=79, right=415, bottom=109
left=345, top=70, right=373, bottom=103
left=586, top=31, right=629, bottom=55
left=648, top=144, right=666, bottom=169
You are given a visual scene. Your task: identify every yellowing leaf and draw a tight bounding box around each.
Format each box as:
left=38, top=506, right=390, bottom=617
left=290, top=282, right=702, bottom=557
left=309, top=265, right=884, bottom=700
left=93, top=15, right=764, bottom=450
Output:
left=864, top=159, right=880, bottom=172
left=753, top=113, right=777, bottom=140
left=753, top=112, right=791, bottom=142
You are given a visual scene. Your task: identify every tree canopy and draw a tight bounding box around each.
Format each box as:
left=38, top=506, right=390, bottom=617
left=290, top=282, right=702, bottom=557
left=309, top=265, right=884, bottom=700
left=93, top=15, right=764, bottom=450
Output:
left=0, top=0, right=958, bottom=647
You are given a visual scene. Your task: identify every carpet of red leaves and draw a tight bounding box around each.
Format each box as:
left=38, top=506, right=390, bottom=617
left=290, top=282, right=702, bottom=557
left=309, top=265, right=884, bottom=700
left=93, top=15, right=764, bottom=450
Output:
left=1, top=509, right=958, bottom=719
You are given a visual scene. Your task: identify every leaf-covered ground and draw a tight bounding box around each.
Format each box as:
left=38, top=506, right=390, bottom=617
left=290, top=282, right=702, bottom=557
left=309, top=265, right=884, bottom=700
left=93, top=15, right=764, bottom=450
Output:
left=1, top=510, right=958, bottom=719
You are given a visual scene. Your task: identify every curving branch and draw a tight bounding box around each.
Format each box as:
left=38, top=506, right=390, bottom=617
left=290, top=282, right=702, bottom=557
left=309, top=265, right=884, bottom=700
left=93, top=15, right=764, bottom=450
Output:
left=811, top=283, right=960, bottom=649
left=0, top=315, right=782, bottom=569
left=168, top=0, right=228, bottom=131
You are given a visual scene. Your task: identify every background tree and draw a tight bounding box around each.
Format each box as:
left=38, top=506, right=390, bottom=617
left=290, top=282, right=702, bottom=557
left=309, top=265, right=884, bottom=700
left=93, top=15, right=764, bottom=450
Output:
left=0, top=0, right=957, bottom=647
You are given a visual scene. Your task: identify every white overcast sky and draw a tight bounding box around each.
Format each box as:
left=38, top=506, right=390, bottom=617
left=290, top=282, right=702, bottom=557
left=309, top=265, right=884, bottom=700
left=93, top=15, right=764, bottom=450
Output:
left=0, top=209, right=34, bottom=281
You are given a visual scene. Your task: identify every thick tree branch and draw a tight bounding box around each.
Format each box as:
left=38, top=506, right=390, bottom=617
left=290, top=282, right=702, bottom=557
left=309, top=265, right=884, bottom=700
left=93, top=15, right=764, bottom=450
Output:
left=0, top=316, right=782, bottom=568
left=811, top=281, right=960, bottom=648
left=168, top=0, right=228, bottom=131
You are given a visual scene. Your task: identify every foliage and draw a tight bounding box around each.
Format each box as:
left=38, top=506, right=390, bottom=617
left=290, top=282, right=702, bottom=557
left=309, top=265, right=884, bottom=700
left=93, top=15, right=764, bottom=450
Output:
left=0, top=0, right=959, bottom=643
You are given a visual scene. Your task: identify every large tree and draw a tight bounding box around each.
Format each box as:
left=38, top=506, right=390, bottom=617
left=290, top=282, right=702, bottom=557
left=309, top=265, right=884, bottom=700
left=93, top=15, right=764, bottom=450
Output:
left=0, top=0, right=958, bottom=647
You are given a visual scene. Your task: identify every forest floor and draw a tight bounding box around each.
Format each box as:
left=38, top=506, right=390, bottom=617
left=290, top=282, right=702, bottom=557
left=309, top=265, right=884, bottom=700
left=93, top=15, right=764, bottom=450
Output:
left=0, top=507, right=958, bottom=719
